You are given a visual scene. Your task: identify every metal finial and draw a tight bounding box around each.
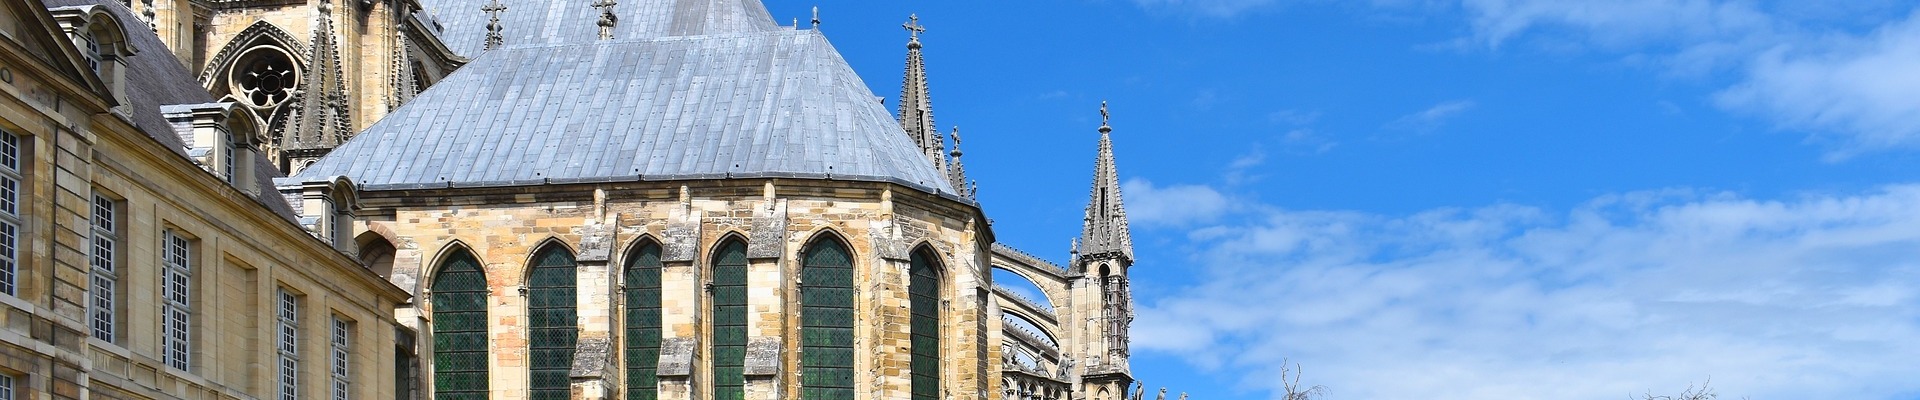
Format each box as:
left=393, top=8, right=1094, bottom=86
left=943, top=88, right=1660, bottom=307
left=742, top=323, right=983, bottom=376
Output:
left=903, top=14, right=925, bottom=47
left=949, top=126, right=963, bottom=157
left=811, top=6, right=820, bottom=28
left=593, top=0, right=618, bottom=40
left=482, top=0, right=507, bottom=50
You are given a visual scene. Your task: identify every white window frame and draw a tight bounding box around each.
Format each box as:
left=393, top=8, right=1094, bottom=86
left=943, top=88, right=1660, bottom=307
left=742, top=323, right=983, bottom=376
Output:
left=160, top=230, right=192, bottom=371
left=223, top=131, right=237, bottom=184
left=89, top=193, right=118, bottom=342
left=278, top=288, right=300, bottom=400
left=0, top=372, right=14, bottom=400
left=0, top=130, right=19, bottom=297
left=330, top=316, right=351, bottom=400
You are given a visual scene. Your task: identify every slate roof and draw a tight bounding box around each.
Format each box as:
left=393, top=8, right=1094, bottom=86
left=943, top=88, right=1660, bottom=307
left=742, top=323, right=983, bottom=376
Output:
left=297, top=29, right=962, bottom=198
left=416, top=0, right=781, bottom=57
left=44, top=0, right=299, bottom=220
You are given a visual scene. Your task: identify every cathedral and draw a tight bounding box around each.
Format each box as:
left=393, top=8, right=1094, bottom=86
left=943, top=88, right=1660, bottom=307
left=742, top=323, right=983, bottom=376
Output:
left=0, top=0, right=1166, bottom=399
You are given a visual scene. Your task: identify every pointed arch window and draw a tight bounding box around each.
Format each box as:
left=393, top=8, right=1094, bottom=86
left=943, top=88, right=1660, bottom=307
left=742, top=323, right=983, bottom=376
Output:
left=624, top=241, right=664, bottom=400
left=800, top=237, right=855, bottom=399
left=430, top=249, right=488, bottom=400
left=709, top=239, right=749, bottom=400
left=528, top=245, right=578, bottom=400
left=908, top=248, right=942, bottom=400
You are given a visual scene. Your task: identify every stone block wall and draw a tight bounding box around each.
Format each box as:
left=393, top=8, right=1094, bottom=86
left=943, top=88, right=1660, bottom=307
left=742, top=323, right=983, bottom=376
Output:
left=363, top=179, right=997, bottom=400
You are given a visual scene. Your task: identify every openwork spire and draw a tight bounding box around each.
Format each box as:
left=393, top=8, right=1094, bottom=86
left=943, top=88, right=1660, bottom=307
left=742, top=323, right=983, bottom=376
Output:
left=482, top=0, right=507, bottom=50
left=1079, top=101, right=1133, bottom=261
left=948, top=126, right=975, bottom=199
left=283, top=0, right=352, bottom=174
left=897, top=14, right=944, bottom=170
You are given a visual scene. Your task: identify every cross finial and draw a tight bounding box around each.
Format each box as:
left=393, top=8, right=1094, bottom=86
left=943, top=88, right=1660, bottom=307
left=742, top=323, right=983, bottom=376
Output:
left=903, top=14, right=925, bottom=42
left=592, top=0, right=618, bottom=40
left=482, top=0, right=507, bottom=50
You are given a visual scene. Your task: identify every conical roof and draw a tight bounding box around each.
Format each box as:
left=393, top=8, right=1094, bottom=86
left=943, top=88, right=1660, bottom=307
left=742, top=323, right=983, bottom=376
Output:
left=296, top=29, right=962, bottom=197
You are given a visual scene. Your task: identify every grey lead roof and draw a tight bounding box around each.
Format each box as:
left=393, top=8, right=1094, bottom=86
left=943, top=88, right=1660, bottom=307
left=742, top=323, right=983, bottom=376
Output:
left=417, top=0, right=781, bottom=57
left=296, top=29, right=962, bottom=197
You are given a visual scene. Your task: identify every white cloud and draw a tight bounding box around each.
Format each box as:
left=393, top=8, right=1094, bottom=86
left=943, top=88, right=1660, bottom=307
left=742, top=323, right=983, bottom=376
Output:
left=1385, top=99, right=1477, bottom=132
left=1452, top=1, right=1920, bottom=154
left=1123, top=178, right=1232, bottom=226
left=1134, top=185, right=1920, bottom=399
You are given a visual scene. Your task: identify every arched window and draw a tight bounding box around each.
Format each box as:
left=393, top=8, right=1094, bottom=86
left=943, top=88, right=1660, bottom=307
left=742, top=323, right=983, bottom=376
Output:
left=430, top=248, right=488, bottom=400
left=908, top=248, right=942, bottom=400
left=624, top=240, right=664, bottom=400
left=527, top=244, right=578, bottom=400
left=710, top=239, right=749, bottom=400
left=800, top=236, right=854, bottom=399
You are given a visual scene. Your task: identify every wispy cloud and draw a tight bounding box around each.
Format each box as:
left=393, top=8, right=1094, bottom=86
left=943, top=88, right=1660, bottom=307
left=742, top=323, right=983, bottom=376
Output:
left=1386, top=99, right=1477, bottom=132
left=1453, top=1, right=1920, bottom=154
left=1123, top=178, right=1232, bottom=227
left=1135, top=185, right=1920, bottom=399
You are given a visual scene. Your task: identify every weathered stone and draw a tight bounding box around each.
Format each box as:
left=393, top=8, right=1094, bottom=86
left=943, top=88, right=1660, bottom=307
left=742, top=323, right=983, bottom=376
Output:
left=658, top=337, right=698, bottom=376
left=578, top=221, right=613, bottom=262
left=746, top=200, right=787, bottom=259
left=571, top=336, right=612, bottom=378
left=743, top=336, right=782, bottom=376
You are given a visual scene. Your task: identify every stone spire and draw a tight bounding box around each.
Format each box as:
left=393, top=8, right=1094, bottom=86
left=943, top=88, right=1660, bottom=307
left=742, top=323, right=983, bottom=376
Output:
left=1079, top=101, right=1133, bottom=261
left=281, top=0, right=352, bottom=175
left=897, top=14, right=944, bottom=170
left=947, top=126, right=974, bottom=199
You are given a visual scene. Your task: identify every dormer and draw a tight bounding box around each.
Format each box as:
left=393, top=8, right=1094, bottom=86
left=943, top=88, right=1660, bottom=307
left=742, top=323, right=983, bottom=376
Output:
left=48, top=6, right=136, bottom=112
left=276, top=176, right=360, bottom=253
left=161, top=102, right=266, bottom=192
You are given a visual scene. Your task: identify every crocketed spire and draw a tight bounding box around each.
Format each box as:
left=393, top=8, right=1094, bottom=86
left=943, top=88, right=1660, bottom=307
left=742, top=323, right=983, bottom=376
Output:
left=282, top=0, right=352, bottom=174
left=1078, top=101, right=1133, bottom=261
left=897, top=14, right=945, bottom=171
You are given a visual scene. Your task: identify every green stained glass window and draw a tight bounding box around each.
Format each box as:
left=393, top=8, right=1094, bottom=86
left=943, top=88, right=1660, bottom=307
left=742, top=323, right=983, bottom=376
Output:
left=908, top=249, right=941, bottom=400
left=711, top=240, right=749, bottom=400
left=431, top=249, right=489, bottom=400
left=800, top=238, right=855, bottom=400
left=528, top=246, right=578, bottom=400
left=625, top=242, right=664, bottom=400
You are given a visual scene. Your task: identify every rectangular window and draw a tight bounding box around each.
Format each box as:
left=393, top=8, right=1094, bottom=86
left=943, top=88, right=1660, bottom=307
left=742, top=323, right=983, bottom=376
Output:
left=0, top=130, right=19, bottom=296
left=223, top=133, right=236, bottom=184
left=89, top=194, right=118, bottom=342
left=160, top=230, right=192, bottom=371
left=0, top=373, right=13, bottom=400
left=331, top=317, right=351, bottom=400
left=278, top=288, right=299, bottom=400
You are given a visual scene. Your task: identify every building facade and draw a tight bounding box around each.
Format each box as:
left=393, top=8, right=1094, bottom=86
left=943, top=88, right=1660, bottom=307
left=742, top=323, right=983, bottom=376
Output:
left=0, top=1, right=412, bottom=400
left=12, top=0, right=1166, bottom=399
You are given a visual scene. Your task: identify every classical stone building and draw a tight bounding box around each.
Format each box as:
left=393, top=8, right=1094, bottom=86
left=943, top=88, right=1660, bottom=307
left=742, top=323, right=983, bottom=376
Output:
left=45, top=0, right=1164, bottom=399
left=0, top=1, right=411, bottom=400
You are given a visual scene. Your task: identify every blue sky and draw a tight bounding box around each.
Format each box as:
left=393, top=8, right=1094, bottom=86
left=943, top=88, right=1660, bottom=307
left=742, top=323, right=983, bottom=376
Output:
left=766, top=1, right=1920, bottom=399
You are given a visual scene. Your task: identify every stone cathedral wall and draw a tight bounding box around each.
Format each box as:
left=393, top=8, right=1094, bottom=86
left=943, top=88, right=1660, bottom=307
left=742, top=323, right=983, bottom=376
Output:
left=355, top=179, right=999, bottom=399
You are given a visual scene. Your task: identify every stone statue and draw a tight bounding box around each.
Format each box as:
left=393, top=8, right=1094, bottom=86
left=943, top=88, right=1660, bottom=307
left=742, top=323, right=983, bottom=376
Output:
left=1156, top=388, right=1168, bottom=400
left=1178, top=392, right=1188, bottom=400
left=1056, top=356, right=1075, bottom=379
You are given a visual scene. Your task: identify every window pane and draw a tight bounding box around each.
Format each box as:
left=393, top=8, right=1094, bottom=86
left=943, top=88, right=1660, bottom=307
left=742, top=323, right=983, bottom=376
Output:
left=801, top=239, right=855, bottom=399
left=710, top=240, right=748, bottom=400
left=624, top=242, right=663, bottom=400
left=431, top=250, right=489, bottom=399
left=528, top=246, right=577, bottom=400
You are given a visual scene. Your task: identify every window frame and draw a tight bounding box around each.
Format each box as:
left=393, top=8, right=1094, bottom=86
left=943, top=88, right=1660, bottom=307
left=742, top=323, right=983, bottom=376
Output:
left=160, top=229, right=193, bottom=371
left=0, top=130, right=21, bottom=297
left=89, top=193, right=121, bottom=342
left=331, top=316, right=352, bottom=400
left=277, top=287, right=301, bottom=400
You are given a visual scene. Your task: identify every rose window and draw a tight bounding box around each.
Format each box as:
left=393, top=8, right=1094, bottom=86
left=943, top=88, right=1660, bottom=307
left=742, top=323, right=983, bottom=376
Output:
left=229, top=46, right=300, bottom=109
